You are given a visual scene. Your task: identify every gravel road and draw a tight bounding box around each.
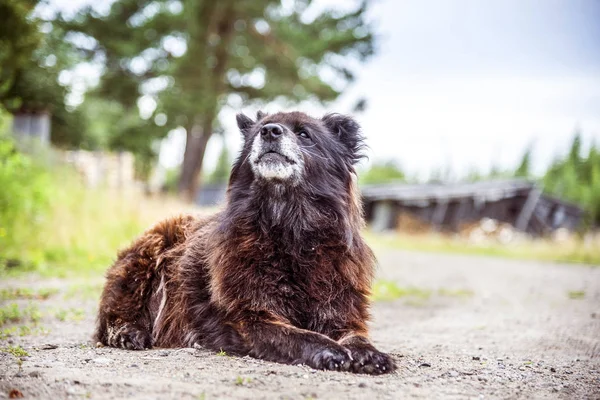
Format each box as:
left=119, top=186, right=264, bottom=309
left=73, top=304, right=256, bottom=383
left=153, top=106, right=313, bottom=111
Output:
left=1, top=250, right=599, bottom=399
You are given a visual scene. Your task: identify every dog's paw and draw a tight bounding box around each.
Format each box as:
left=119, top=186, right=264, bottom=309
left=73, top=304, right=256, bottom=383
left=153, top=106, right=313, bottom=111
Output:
left=107, top=324, right=152, bottom=350
left=346, top=346, right=395, bottom=375
left=309, top=346, right=352, bottom=372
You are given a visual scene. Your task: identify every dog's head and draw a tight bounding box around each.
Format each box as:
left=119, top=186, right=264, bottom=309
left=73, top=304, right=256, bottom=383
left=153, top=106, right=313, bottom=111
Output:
left=232, top=111, right=365, bottom=188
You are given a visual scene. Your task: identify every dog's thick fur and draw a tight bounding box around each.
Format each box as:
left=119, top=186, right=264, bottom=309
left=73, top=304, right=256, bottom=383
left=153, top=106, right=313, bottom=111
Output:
left=96, top=111, right=395, bottom=374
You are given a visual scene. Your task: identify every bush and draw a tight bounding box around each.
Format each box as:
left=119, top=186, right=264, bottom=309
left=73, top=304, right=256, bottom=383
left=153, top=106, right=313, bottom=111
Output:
left=0, top=134, right=52, bottom=267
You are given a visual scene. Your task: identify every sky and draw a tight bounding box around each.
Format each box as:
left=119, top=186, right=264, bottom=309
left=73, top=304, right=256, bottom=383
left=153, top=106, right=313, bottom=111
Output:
left=46, top=0, right=600, bottom=180
left=199, top=0, right=600, bottom=180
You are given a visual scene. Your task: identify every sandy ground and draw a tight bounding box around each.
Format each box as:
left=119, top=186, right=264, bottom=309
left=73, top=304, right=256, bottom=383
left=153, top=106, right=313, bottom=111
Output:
left=1, top=250, right=599, bottom=399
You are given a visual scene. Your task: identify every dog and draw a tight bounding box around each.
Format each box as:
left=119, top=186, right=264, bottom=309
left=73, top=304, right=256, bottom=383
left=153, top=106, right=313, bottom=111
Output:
left=95, top=111, right=395, bottom=374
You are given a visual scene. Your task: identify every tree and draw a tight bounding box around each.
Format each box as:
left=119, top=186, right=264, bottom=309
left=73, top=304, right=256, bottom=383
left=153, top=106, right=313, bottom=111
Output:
left=64, top=0, right=376, bottom=200
left=0, top=0, right=41, bottom=107
left=1, top=1, right=88, bottom=147
left=514, top=145, right=532, bottom=178
left=360, top=160, right=405, bottom=184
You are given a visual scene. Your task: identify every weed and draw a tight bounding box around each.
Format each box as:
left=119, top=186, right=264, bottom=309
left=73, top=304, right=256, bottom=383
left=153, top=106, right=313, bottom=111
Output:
left=1, top=345, right=29, bottom=357
left=216, top=349, right=227, bottom=356
left=235, top=376, right=252, bottom=386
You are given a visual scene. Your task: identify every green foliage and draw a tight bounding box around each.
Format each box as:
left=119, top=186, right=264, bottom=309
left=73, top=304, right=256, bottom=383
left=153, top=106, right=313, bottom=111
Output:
left=62, top=0, right=377, bottom=195
left=0, top=0, right=41, bottom=105
left=515, top=145, right=532, bottom=178
left=0, top=134, right=52, bottom=266
left=360, top=160, right=405, bottom=184
left=1, top=345, right=29, bottom=358
left=543, top=134, right=600, bottom=226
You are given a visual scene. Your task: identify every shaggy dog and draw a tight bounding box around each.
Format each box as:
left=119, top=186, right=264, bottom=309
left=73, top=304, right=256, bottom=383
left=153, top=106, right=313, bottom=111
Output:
left=96, top=111, right=395, bottom=374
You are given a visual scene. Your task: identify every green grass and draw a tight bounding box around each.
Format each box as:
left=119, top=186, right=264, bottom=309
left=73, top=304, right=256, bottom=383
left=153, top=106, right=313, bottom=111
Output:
left=1, top=161, right=200, bottom=279
left=0, top=287, right=58, bottom=301
left=65, top=283, right=103, bottom=301
left=234, top=376, right=252, bottom=386
left=53, top=307, right=85, bottom=322
left=568, top=290, right=585, bottom=299
left=364, top=231, right=600, bottom=266
left=372, top=280, right=474, bottom=303
left=0, top=303, right=40, bottom=327
left=1, top=345, right=29, bottom=357
left=371, top=280, right=431, bottom=302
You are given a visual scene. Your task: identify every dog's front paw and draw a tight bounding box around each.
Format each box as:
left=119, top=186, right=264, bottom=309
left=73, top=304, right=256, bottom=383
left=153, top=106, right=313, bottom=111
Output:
left=107, top=324, right=152, bottom=350
left=309, top=346, right=352, bottom=372
left=346, top=345, right=395, bottom=374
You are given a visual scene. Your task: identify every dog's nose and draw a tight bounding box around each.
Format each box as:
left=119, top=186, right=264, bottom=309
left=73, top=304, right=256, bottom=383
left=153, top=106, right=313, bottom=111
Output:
left=260, top=123, right=283, bottom=140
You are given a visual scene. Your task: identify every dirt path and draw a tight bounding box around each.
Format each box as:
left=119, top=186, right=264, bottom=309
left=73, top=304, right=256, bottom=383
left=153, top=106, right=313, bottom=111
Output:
left=1, top=250, right=599, bottom=399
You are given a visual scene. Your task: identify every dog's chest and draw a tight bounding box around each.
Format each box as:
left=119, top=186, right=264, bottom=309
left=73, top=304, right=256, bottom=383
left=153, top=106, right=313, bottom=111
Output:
left=245, top=247, right=343, bottom=324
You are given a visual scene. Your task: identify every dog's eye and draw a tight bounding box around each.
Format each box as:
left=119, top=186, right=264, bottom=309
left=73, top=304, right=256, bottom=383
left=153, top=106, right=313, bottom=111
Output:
left=297, top=130, right=310, bottom=139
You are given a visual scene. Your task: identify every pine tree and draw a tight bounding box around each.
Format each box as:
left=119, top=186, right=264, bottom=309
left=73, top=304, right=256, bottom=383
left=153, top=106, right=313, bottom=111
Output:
left=515, top=145, right=532, bottom=178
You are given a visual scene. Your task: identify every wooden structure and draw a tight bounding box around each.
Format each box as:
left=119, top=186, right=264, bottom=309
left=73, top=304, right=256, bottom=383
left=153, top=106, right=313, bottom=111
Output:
left=361, top=179, right=584, bottom=236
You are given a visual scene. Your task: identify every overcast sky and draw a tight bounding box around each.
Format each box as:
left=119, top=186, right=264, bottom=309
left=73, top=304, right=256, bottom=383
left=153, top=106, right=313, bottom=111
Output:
left=208, top=0, right=600, bottom=180
left=47, top=0, right=600, bottom=180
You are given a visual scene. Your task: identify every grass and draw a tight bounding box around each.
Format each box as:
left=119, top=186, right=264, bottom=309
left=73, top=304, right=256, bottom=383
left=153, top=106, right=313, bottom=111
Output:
left=0, top=325, right=49, bottom=340
left=53, top=307, right=85, bottom=322
left=234, top=376, right=252, bottom=386
left=0, top=302, right=39, bottom=326
left=1, top=164, right=202, bottom=279
left=364, top=231, right=600, bottom=266
left=371, top=280, right=431, bottom=302
left=568, top=290, right=585, bottom=299
left=0, top=287, right=58, bottom=301
left=1, top=154, right=597, bottom=281
left=371, top=280, right=473, bottom=303
left=0, top=301, right=48, bottom=340
left=1, top=345, right=29, bottom=358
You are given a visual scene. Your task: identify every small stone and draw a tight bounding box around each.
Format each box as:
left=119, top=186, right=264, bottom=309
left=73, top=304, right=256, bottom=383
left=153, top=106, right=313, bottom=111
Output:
left=550, top=367, right=556, bottom=373
left=40, top=344, right=58, bottom=350
left=358, top=382, right=367, bottom=388
left=419, top=362, right=432, bottom=368
left=449, top=371, right=459, bottom=378
left=472, top=356, right=481, bottom=361
left=92, top=357, right=112, bottom=365
left=128, top=364, right=138, bottom=368
left=95, top=342, right=104, bottom=348
left=158, top=350, right=170, bottom=357
left=29, top=371, right=42, bottom=378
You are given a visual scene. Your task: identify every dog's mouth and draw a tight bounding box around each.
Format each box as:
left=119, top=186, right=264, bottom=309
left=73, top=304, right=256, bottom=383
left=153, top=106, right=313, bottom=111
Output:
left=257, top=150, right=296, bottom=165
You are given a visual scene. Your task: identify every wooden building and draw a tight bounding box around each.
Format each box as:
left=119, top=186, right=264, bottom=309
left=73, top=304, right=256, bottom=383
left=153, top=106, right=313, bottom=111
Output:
left=361, top=179, right=584, bottom=236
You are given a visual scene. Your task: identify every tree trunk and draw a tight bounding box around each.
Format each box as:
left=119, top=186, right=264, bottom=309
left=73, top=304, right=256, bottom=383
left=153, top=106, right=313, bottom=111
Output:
left=177, top=118, right=213, bottom=202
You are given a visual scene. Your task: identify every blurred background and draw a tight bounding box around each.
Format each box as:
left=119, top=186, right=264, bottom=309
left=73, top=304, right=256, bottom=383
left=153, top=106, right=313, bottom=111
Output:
left=1, top=0, right=600, bottom=277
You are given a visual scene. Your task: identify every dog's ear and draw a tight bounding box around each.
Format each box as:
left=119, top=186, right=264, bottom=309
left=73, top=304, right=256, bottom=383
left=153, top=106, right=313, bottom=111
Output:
left=322, top=113, right=365, bottom=164
left=236, top=113, right=255, bottom=140
left=256, top=110, right=267, bottom=121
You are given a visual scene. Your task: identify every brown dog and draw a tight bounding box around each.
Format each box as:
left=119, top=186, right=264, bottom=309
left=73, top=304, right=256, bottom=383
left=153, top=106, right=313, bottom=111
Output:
left=96, top=111, right=395, bottom=374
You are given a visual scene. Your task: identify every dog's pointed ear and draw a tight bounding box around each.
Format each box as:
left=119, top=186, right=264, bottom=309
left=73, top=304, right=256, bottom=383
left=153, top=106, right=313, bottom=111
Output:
left=236, top=113, right=255, bottom=140
left=256, top=110, right=267, bottom=121
left=322, top=113, right=365, bottom=164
